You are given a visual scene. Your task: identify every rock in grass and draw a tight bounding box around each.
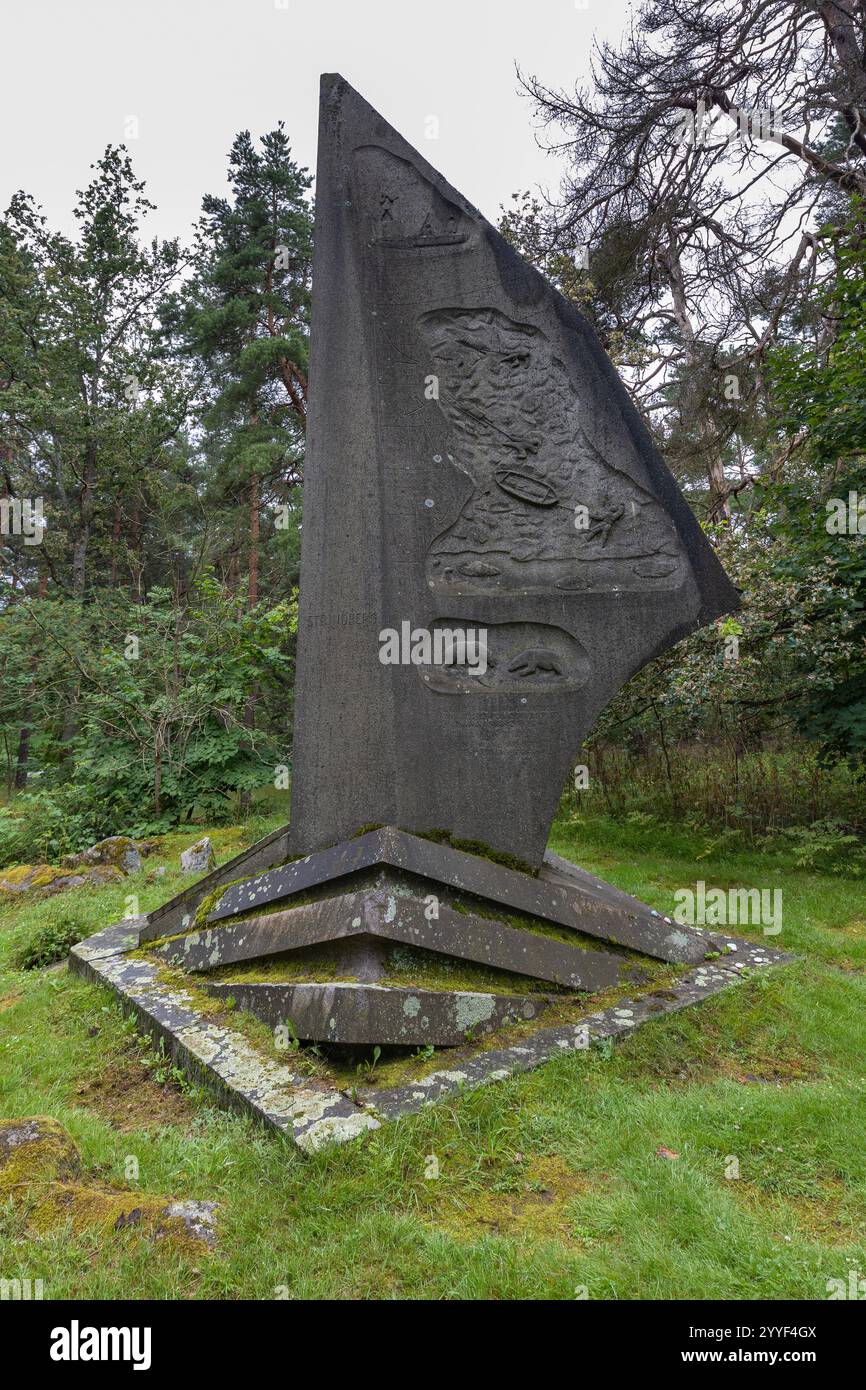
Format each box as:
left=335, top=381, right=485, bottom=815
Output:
left=0, top=1116, right=82, bottom=1189
left=162, top=1200, right=219, bottom=1247
left=0, top=836, right=153, bottom=901
left=61, top=836, right=145, bottom=875
left=0, top=1116, right=218, bottom=1251
left=0, top=863, right=124, bottom=899
left=180, top=837, right=217, bottom=874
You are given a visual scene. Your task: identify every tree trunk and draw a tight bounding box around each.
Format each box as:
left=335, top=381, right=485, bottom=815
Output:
left=72, top=443, right=97, bottom=598
left=64, top=442, right=95, bottom=761
left=248, top=472, right=260, bottom=608
left=154, top=745, right=162, bottom=818
left=660, top=230, right=731, bottom=522
left=110, top=500, right=121, bottom=586
left=14, top=572, right=49, bottom=789
left=238, top=472, right=261, bottom=814
left=130, top=499, right=143, bottom=598
left=13, top=721, right=31, bottom=790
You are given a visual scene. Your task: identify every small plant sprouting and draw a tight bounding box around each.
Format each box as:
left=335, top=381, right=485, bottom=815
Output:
left=355, top=1044, right=382, bottom=1077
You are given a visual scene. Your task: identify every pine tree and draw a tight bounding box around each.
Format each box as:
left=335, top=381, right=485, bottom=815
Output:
left=169, top=124, right=312, bottom=607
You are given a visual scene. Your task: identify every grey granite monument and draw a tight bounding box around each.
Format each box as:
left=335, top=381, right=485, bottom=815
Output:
left=71, top=78, right=785, bottom=1149
left=139, top=68, right=737, bottom=1036
left=289, top=76, right=737, bottom=869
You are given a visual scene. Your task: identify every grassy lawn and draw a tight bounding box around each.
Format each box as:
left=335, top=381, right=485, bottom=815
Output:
left=1, top=812, right=865, bottom=1300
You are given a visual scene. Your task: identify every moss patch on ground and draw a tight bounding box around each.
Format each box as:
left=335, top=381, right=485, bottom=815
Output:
left=0, top=1115, right=216, bottom=1254
left=426, top=1154, right=601, bottom=1244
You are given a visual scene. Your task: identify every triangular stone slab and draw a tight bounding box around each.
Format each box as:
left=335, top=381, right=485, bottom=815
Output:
left=154, top=879, right=642, bottom=991
left=204, top=827, right=714, bottom=965
left=288, top=74, right=738, bottom=869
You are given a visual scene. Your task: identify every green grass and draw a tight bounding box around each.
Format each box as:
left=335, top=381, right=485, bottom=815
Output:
left=1, top=811, right=865, bottom=1299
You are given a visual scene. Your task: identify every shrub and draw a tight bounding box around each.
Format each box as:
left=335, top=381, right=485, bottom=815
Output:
left=17, top=914, right=86, bottom=970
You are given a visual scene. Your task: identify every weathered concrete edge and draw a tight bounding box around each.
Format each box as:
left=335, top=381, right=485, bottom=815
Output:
left=69, top=924, right=381, bottom=1153
left=356, top=939, right=793, bottom=1118
left=69, top=922, right=793, bottom=1150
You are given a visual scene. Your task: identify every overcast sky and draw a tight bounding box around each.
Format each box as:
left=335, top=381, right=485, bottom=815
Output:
left=1, top=0, right=635, bottom=243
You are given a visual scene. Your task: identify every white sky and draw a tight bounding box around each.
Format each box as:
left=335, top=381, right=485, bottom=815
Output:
left=1, top=0, right=635, bottom=243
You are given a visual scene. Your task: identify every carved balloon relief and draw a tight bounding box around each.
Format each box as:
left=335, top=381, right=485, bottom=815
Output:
left=418, top=308, right=687, bottom=596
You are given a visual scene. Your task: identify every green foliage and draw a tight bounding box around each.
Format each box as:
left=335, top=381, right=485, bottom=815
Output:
left=759, top=224, right=866, bottom=759
left=164, top=122, right=312, bottom=586
left=768, top=820, right=866, bottom=875
left=768, top=216, right=866, bottom=468
left=0, top=788, right=108, bottom=868
left=1, top=129, right=308, bottom=846
left=16, top=911, right=86, bottom=970
left=754, top=471, right=866, bottom=760
left=1, top=147, right=186, bottom=600
left=0, top=578, right=297, bottom=864
left=562, top=744, right=865, bottom=847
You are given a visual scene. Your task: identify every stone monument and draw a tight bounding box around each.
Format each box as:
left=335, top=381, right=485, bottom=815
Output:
left=72, top=78, right=788, bottom=1146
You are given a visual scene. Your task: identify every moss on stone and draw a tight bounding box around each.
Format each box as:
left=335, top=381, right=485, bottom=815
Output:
left=27, top=1183, right=211, bottom=1252
left=0, top=1116, right=215, bottom=1252
left=0, top=862, right=123, bottom=897
left=192, top=884, right=229, bottom=931
left=0, top=1116, right=82, bottom=1195
left=417, top=828, right=538, bottom=877
left=209, top=940, right=559, bottom=997
left=29, top=866, right=74, bottom=888
left=0, top=864, right=78, bottom=891
left=210, top=942, right=343, bottom=986
left=63, top=836, right=138, bottom=868
left=0, top=864, right=39, bottom=886
left=445, top=890, right=627, bottom=956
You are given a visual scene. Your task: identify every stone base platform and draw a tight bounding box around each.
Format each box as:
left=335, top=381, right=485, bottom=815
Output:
left=69, top=823, right=793, bottom=1149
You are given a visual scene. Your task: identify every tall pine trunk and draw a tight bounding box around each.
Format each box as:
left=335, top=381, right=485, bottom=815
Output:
left=239, top=471, right=260, bottom=815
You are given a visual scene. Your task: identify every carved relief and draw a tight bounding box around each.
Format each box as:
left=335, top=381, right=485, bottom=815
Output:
left=418, top=308, right=687, bottom=595
left=419, top=619, right=589, bottom=696
left=353, top=146, right=471, bottom=251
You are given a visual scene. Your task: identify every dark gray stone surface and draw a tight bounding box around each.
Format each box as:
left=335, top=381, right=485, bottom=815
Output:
left=157, top=878, right=637, bottom=991
left=141, top=822, right=291, bottom=942
left=289, top=74, right=738, bottom=870
left=208, top=827, right=715, bottom=965
left=205, top=981, right=550, bottom=1046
